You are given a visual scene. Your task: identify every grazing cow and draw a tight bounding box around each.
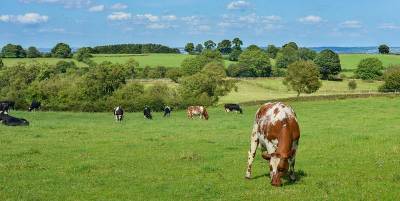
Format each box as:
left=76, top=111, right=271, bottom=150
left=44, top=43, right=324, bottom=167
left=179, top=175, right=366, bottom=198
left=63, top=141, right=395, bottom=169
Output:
left=28, top=101, right=41, bottom=112
left=224, top=103, right=243, bottom=114
left=0, top=112, right=29, bottom=126
left=245, top=102, right=300, bottom=187
left=114, top=106, right=124, bottom=122
left=164, top=106, right=171, bottom=117
left=0, top=101, right=15, bottom=112
left=144, top=106, right=152, bottom=120
left=187, top=106, right=209, bottom=120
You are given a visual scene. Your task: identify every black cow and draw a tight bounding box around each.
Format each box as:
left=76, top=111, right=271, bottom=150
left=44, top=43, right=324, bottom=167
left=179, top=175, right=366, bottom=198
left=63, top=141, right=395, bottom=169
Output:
left=224, top=104, right=243, bottom=114
left=0, top=103, right=10, bottom=114
left=28, top=101, right=41, bottom=112
left=0, top=101, right=15, bottom=110
left=144, top=106, right=152, bottom=120
left=0, top=112, right=29, bottom=126
left=114, top=106, right=124, bottom=122
left=164, top=106, right=171, bottom=117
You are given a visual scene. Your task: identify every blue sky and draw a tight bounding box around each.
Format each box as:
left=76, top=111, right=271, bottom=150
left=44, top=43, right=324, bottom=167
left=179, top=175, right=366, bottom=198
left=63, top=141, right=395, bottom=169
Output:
left=1, top=0, right=400, bottom=48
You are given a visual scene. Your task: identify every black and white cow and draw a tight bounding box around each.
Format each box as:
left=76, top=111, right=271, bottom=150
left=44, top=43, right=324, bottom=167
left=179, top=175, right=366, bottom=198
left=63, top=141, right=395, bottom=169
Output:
left=28, top=101, right=41, bottom=112
left=224, top=104, right=243, bottom=114
left=164, top=106, right=171, bottom=117
left=144, top=106, right=152, bottom=120
left=0, top=101, right=15, bottom=113
left=0, top=112, right=29, bottom=126
left=114, top=106, right=124, bottom=122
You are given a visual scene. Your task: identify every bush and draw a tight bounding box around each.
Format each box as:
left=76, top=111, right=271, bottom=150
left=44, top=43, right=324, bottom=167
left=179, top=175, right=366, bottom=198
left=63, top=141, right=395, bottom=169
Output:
left=107, top=82, right=145, bottom=112
left=348, top=80, right=357, bottom=90
left=379, top=66, right=400, bottom=92
left=314, top=49, right=341, bottom=80
left=181, top=50, right=223, bottom=75
left=26, top=46, right=42, bottom=58
left=148, top=66, right=167, bottom=79
left=1, top=44, right=26, bottom=58
left=266, top=45, right=280, bottom=59
left=275, top=46, right=299, bottom=68
left=238, top=48, right=272, bottom=77
left=378, top=44, right=390, bottom=54
left=283, top=60, right=321, bottom=96
left=298, top=48, right=317, bottom=61
left=355, top=58, right=384, bottom=80
left=166, top=68, right=183, bottom=82
left=271, top=67, right=286, bottom=77
left=51, top=43, right=72, bottom=58
left=229, top=49, right=242, bottom=61
left=74, top=47, right=92, bottom=62
left=0, top=58, right=3, bottom=69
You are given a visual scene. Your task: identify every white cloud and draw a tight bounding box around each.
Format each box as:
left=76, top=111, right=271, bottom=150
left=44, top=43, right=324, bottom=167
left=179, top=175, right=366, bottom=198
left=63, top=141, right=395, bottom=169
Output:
left=299, top=15, right=322, bottom=24
left=135, top=14, right=159, bottom=22
left=146, top=23, right=170, bottom=29
left=88, top=5, right=104, bottom=12
left=107, top=12, right=131, bottom=20
left=379, top=23, right=400, bottom=30
left=38, top=28, right=65, bottom=33
left=340, top=20, right=362, bottom=29
left=219, top=13, right=282, bottom=31
left=111, top=3, right=127, bottom=10
left=20, top=0, right=91, bottom=8
left=162, top=15, right=177, bottom=21
left=0, top=13, right=49, bottom=24
left=227, top=0, right=250, bottom=10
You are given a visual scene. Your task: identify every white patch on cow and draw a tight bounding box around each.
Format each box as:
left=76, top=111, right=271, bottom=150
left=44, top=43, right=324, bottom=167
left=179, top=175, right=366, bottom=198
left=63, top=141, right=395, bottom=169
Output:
left=270, top=156, right=280, bottom=175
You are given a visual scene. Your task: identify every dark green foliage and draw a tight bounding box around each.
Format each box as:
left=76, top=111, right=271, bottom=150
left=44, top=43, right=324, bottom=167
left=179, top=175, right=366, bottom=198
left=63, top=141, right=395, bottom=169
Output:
left=123, top=58, right=139, bottom=79
left=92, top=44, right=179, bottom=54
left=166, top=68, right=183, bottom=83
left=283, top=60, right=321, bottom=96
left=275, top=46, right=299, bottom=68
left=228, top=49, right=242, bottom=61
left=26, top=46, right=42, bottom=58
left=282, top=42, right=299, bottom=50
left=378, top=44, right=390, bottom=54
left=147, top=66, right=167, bottom=79
left=238, top=48, right=272, bottom=77
left=217, top=39, right=232, bottom=54
left=1, top=44, right=26, bottom=58
left=74, top=47, right=93, bottom=62
left=348, top=80, right=357, bottom=90
left=184, top=43, right=195, bottom=54
left=204, top=40, right=216, bottom=50
left=232, top=37, right=243, bottom=50
left=181, top=50, right=223, bottom=75
left=51, top=43, right=72, bottom=58
left=355, top=58, right=384, bottom=80
left=379, top=65, right=400, bottom=92
left=246, top=45, right=262, bottom=51
left=298, top=47, right=317, bottom=61
left=314, top=49, right=341, bottom=79
left=0, top=58, right=3, bottom=69
left=266, top=44, right=280, bottom=59
left=195, top=44, right=203, bottom=54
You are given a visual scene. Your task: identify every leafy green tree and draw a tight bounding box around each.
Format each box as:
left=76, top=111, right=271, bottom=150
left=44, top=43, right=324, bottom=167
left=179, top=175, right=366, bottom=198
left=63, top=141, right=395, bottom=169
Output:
left=123, top=58, right=139, bottom=79
left=166, top=68, right=183, bottom=83
left=204, top=40, right=216, bottom=50
left=1, top=44, right=26, bottom=58
left=51, top=43, right=72, bottom=58
left=283, top=60, right=321, bottom=97
left=298, top=47, right=317, bottom=61
left=282, top=42, right=299, bottom=50
left=266, top=44, right=280, bottom=59
left=74, top=47, right=92, bottom=62
left=184, top=43, right=195, bottom=54
left=238, top=48, right=272, bottom=77
left=314, top=49, right=341, bottom=80
left=348, top=80, right=357, bottom=90
left=217, top=39, right=232, bottom=54
left=355, top=58, right=384, bottom=80
left=232, top=37, right=243, bottom=50
left=378, top=44, right=390, bottom=54
left=246, top=45, right=262, bottom=51
left=107, top=82, right=145, bottom=112
left=229, top=49, right=242, bottom=61
left=180, top=50, right=223, bottom=75
left=26, top=46, right=41, bottom=58
left=379, top=65, right=400, bottom=92
left=275, top=46, right=299, bottom=68
left=195, top=44, right=204, bottom=54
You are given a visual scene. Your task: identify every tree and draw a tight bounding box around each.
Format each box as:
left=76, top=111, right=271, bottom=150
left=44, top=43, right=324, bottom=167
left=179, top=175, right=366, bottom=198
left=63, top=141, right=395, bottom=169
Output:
left=232, top=37, right=243, bottom=50
left=166, top=68, right=183, bottom=83
left=229, top=49, right=242, bottom=61
left=355, top=58, right=384, bottom=80
left=123, top=58, right=139, bottom=79
left=217, top=39, right=232, bottom=54
left=0, top=58, right=3, bottom=69
left=275, top=46, right=299, bottom=68
left=238, top=48, right=272, bottom=77
left=204, top=40, right=216, bottom=50
left=246, top=45, right=262, bottom=51
left=283, top=60, right=321, bottom=97
left=379, top=65, right=400, bottom=92
left=378, top=44, right=390, bottom=54
left=1, top=44, right=26, bottom=58
left=348, top=80, right=357, bottom=90
left=314, top=49, right=341, bottom=80
left=26, top=46, right=41, bottom=58
left=74, top=47, right=93, bottom=62
left=51, top=43, right=72, bottom=58
left=184, top=43, right=195, bottom=54
left=180, top=50, right=223, bottom=75
left=266, top=45, right=280, bottom=59
left=195, top=44, right=204, bottom=54
left=282, top=42, right=299, bottom=50
left=298, top=47, right=317, bottom=61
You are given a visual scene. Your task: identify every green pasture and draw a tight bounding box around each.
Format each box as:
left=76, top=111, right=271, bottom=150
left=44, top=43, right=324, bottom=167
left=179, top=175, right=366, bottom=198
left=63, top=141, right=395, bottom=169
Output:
left=1, top=97, right=400, bottom=200
left=340, top=54, right=400, bottom=70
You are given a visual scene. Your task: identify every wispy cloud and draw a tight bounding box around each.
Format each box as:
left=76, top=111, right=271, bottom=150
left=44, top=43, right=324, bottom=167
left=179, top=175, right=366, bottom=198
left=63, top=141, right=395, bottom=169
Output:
left=107, top=12, right=131, bottom=21
left=227, top=0, right=250, bottom=10
left=219, top=13, right=282, bottom=31
left=0, top=13, right=48, bottom=24
left=111, top=3, right=127, bottom=10
left=38, top=28, right=65, bottom=33
left=88, top=5, right=104, bottom=12
left=299, top=15, right=323, bottom=24
left=340, top=20, right=362, bottom=29
left=20, top=0, right=91, bottom=8
left=379, top=23, right=400, bottom=30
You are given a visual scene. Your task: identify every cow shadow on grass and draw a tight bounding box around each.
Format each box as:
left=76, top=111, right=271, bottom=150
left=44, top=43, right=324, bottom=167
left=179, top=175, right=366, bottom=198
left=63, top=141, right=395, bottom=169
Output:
left=252, top=169, right=307, bottom=185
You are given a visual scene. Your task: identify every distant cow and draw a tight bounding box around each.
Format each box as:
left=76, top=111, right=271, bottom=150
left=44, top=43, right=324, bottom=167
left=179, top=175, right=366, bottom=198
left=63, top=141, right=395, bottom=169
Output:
left=224, top=103, right=243, bottom=114
left=114, top=106, right=124, bottom=122
left=187, top=106, right=209, bottom=120
left=164, top=106, right=171, bottom=117
left=0, top=112, right=29, bottom=126
left=144, top=106, right=152, bottom=120
left=28, top=101, right=41, bottom=112
left=245, top=102, right=300, bottom=187
left=0, top=101, right=15, bottom=112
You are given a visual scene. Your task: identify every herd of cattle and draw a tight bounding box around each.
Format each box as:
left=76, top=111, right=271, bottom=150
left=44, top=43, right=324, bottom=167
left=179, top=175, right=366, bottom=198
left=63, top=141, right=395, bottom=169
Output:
left=1, top=100, right=300, bottom=186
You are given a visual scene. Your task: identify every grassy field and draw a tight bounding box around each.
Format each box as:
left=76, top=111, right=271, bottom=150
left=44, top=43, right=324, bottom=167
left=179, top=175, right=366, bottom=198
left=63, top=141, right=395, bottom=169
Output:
left=340, top=54, right=400, bottom=70
left=1, top=57, right=88, bottom=67
left=1, top=97, right=400, bottom=200
left=220, top=78, right=383, bottom=104
left=91, top=54, right=194, bottom=68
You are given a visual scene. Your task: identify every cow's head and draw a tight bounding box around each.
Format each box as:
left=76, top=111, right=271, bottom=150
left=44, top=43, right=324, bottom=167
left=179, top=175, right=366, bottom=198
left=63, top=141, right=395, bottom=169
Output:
left=269, top=153, right=289, bottom=187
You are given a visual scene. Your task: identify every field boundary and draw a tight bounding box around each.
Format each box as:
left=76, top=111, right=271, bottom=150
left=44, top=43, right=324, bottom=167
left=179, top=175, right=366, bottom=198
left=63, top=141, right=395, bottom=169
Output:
left=237, top=92, right=400, bottom=106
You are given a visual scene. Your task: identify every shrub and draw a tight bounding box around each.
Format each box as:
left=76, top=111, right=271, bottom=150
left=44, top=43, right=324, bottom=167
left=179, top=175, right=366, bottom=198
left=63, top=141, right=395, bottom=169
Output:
left=275, top=46, right=299, bottom=68
left=0, top=58, right=3, bottom=69
left=298, top=47, right=317, bottom=61
left=378, top=44, right=390, bottom=54
left=74, top=47, right=93, bottom=62
left=107, top=82, right=145, bottom=112
left=51, top=43, right=72, bottom=58
left=238, top=48, right=272, bottom=77
left=348, top=80, right=357, bottom=90
left=229, top=49, right=242, bottom=61
left=379, top=66, right=400, bottom=92
left=266, top=45, right=280, bottom=59
left=166, top=68, right=183, bottom=82
left=26, top=46, right=42, bottom=58
left=148, top=66, right=167, bottom=79
left=355, top=58, right=384, bottom=80
left=181, top=50, right=223, bottom=75
left=283, top=60, right=321, bottom=96
left=314, top=49, right=341, bottom=80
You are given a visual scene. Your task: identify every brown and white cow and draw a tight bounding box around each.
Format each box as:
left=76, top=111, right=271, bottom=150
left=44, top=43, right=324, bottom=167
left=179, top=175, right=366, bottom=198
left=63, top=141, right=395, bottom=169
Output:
left=187, top=106, right=209, bottom=120
left=245, top=102, right=300, bottom=186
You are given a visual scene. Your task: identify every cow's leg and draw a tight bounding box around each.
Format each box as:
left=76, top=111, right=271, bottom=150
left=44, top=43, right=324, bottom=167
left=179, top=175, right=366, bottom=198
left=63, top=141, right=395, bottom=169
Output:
left=245, top=130, right=259, bottom=179
left=288, top=157, right=296, bottom=181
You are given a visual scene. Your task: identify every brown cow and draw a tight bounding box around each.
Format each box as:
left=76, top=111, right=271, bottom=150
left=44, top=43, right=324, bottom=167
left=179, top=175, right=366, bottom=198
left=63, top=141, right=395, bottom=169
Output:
left=245, top=102, right=300, bottom=186
left=187, top=106, right=209, bottom=120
